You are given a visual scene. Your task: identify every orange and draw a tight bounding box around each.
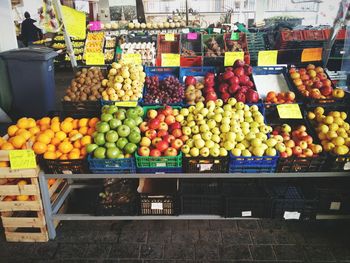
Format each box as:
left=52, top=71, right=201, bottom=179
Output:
left=68, top=151, right=80, bottom=160
left=29, top=135, right=36, bottom=143
left=1, top=143, right=14, bottom=150
left=79, top=126, right=88, bottom=135
left=29, top=126, right=40, bottom=135
left=81, top=135, right=92, bottom=146
left=44, top=129, right=55, bottom=139
left=33, top=142, right=47, bottom=154
left=27, top=118, right=36, bottom=128
left=40, top=124, right=50, bottom=131
left=72, top=119, right=79, bottom=129
left=69, top=130, right=79, bottom=138
left=51, top=122, right=61, bottom=132
left=47, top=144, right=56, bottom=152
left=44, top=151, right=56, bottom=160
left=78, top=118, right=89, bottom=128
left=37, top=133, right=51, bottom=145
left=73, top=140, right=81, bottom=149
left=21, top=144, right=28, bottom=150
left=80, top=147, right=87, bottom=157
left=60, top=121, right=73, bottom=133
left=59, top=154, right=68, bottom=160
left=0, top=137, right=6, bottom=147
left=17, top=180, right=27, bottom=186
left=48, top=179, right=56, bottom=186
left=50, top=137, right=61, bottom=146
left=17, top=117, right=29, bottom=129
left=71, top=148, right=80, bottom=154
left=58, top=141, right=73, bottom=154
left=39, top=117, right=51, bottom=126
left=17, top=195, right=29, bottom=201
left=51, top=117, right=60, bottom=123
left=87, top=127, right=95, bottom=136
left=88, top=117, right=99, bottom=128
left=16, top=129, right=31, bottom=140
left=7, top=125, right=19, bottom=136
left=12, top=135, right=26, bottom=149
left=64, top=117, right=74, bottom=123
left=55, top=151, right=63, bottom=158
left=55, top=131, right=67, bottom=141
left=0, top=161, right=9, bottom=167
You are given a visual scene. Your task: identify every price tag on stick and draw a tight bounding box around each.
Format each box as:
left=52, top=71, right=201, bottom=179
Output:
left=9, top=150, right=37, bottom=170
left=301, top=48, right=322, bottom=62
left=164, top=33, right=175, bottom=41
left=231, top=32, right=240, bottom=40
left=86, top=53, right=105, bottom=65
left=277, top=104, right=303, bottom=119
left=161, top=53, right=180, bottom=66
left=258, top=50, right=278, bottom=66
left=187, top=33, right=197, bottom=40
left=122, top=53, right=142, bottom=65
left=224, top=52, right=244, bottom=67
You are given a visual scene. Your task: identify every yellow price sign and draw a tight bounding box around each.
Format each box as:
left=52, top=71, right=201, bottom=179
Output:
left=114, top=101, right=138, bottom=107
left=277, top=104, right=303, bottom=119
left=85, top=53, right=105, bottom=65
left=9, top=150, right=37, bottom=170
left=61, top=6, right=86, bottom=40
left=161, top=53, right=180, bottom=67
left=164, top=33, right=175, bottom=41
left=224, top=52, right=244, bottom=67
left=258, top=50, right=278, bottom=66
left=122, top=53, right=142, bottom=65
left=301, top=48, right=322, bottom=62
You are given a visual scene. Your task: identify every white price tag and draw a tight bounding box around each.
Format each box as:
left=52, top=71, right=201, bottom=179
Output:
left=120, top=30, right=128, bottom=35
left=343, top=162, right=350, bottom=170
left=213, top=28, right=221, bottom=33
left=182, top=28, right=190, bottom=33
left=156, top=162, right=166, bottom=167
left=283, top=211, right=300, bottom=220
left=62, top=170, right=73, bottom=174
left=330, top=202, right=341, bottom=210
left=151, top=202, right=163, bottom=210
left=198, top=163, right=213, bottom=172
left=242, top=211, right=252, bottom=217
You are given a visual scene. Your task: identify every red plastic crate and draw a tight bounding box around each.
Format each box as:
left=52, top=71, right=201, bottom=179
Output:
left=157, top=34, right=180, bottom=55
left=280, top=30, right=304, bottom=42
left=180, top=56, right=202, bottom=67
left=302, top=30, right=326, bottom=41
left=323, top=29, right=346, bottom=40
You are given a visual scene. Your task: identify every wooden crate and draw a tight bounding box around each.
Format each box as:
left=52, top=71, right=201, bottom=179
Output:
left=0, top=150, right=66, bottom=242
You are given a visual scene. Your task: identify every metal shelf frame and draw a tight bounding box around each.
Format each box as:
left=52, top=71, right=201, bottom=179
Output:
left=38, top=171, right=350, bottom=240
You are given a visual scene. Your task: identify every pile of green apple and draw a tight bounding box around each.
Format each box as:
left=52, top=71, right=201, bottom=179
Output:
left=87, top=105, right=143, bottom=159
left=178, top=98, right=278, bottom=157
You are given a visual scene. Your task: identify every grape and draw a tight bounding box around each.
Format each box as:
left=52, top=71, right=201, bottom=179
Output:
left=144, top=76, right=184, bottom=104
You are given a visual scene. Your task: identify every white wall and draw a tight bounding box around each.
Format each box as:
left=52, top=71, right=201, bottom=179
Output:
left=98, top=0, right=111, bottom=22
left=0, top=0, right=18, bottom=51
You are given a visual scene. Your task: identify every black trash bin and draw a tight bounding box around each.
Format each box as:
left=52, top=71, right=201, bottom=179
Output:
left=0, top=47, right=57, bottom=119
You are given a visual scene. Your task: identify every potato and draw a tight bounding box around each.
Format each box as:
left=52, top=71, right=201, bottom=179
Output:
left=63, top=95, right=71, bottom=101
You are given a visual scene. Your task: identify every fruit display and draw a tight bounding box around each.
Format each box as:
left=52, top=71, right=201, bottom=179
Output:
left=104, top=49, right=115, bottom=62
left=120, top=42, right=156, bottom=66
left=2, top=179, right=35, bottom=202
left=202, top=72, right=219, bottom=102
left=138, top=106, right=183, bottom=157
left=63, top=67, right=104, bottom=101
left=54, top=35, right=64, bottom=41
left=101, top=61, right=145, bottom=101
left=289, top=64, right=345, bottom=100
left=87, top=105, right=143, bottom=159
left=307, top=107, right=350, bottom=155
left=176, top=99, right=277, bottom=158
left=204, top=36, right=224, bottom=57
left=65, top=54, right=83, bottom=61
left=105, top=37, right=116, bottom=48
left=271, top=124, right=322, bottom=158
left=74, top=48, right=84, bottom=55
left=184, top=76, right=205, bottom=105
left=144, top=76, right=184, bottom=105
left=52, top=42, right=65, bottom=49
left=85, top=32, right=105, bottom=54
left=72, top=41, right=85, bottom=48
left=217, top=60, right=259, bottom=103
left=128, top=21, right=186, bottom=30
left=265, top=91, right=296, bottom=104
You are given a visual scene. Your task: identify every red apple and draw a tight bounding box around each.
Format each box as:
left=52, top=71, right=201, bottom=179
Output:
left=139, top=122, right=149, bottom=133
left=244, top=65, right=253, bottom=75
left=290, top=72, right=300, bottom=80
left=163, top=134, right=175, bottom=144
left=223, top=70, right=234, bottom=80
left=293, top=79, right=303, bottom=86
left=145, top=129, right=157, bottom=140
left=239, top=75, right=250, bottom=85
left=171, top=138, right=183, bottom=150
left=299, top=68, right=307, bottom=75
left=156, top=113, right=165, bottom=122
left=185, top=76, right=196, bottom=86
left=292, top=146, right=302, bottom=156
left=152, top=137, right=162, bottom=147
left=149, top=118, right=160, bottom=130
left=204, top=78, right=215, bottom=87
left=172, top=128, right=182, bottom=138
left=303, top=148, right=313, bottom=157
left=300, top=74, right=310, bottom=81
left=156, top=140, right=169, bottom=152
left=226, top=67, right=233, bottom=71
left=221, top=92, right=231, bottom=102
left=159, top=122, right=168, bottom=131
left=206, top=91, right=218, bottom=101
left=285, top=91, right=295, bottom=101
left=280, top=152, right=288, bottom=158
left=163, top=106, right=173, bottom=116
left=205, top=72, right=215, bottom=80
left=157, top=129, right=168, bottom=138
left=228, top=84, right=240, bottom=94
left=219, top=83, right=229, bottom=93
left=317, top=73, right=327, bottom=81
left=165, top=115, right=175, bottom=125
left=308, top=70, right=316, bottom=78
left=233, top=67, right=245, bottom=77
left=138, top=146, right=150, bottom=156
left=246, top=80, right=254, bottom=87
left=315, top=66, right=324, bottom=73
left=322, top=79, right=332, bottom=87
left=227, top=76, right=239, bottom=85
left=169, top=122, right=181, bottom=131
left=320, top=86, right=333, bottom=96
left=150, top=149, right=161, bottom=157
left=235, top=91, right=246, bottom=103
left=180, top=135, right=189, bottom=142
left=234, top=59, right=245, bottom=68
left=147, top=109, right=157, bottom=119
left=164, top=147, right=178, bottom=156
left=245, top=89, right=259, bottom=103
left=306, top=64, right=315, bottom=70
left=302, top=135, right=313, bottom=145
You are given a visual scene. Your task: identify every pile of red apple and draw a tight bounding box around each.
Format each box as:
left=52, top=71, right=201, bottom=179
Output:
left=265, top=91, right=296, bottom=104
left=203, top=72, right=219, bottom=102
left=271, top=123, right=322, bottom=158
left=289, top=64, right=338, bottom=100
left=217, top=60, right=259, bottom=103
left=138, top=106, right=185, bottom=157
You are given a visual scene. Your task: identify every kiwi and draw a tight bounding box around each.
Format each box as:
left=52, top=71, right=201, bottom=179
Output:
left=64, top=95, right=71, bottom=101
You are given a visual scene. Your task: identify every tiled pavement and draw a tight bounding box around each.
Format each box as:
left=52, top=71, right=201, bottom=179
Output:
left=1, top=219, right=350, bottom=262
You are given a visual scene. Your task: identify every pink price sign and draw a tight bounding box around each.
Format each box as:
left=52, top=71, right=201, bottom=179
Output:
left=187, top=33, right=197, bottom=40
left=90, top=21, right=101, bottom=31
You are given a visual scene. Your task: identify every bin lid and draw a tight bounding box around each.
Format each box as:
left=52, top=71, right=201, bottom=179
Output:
left=0, top=47, right=58, bottom=61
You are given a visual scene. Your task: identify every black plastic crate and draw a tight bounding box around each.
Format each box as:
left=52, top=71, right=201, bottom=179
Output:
left=95, top=195, right=139, bottom=216
left=40, top=157, right=89, bottom=174
left=179, top=179, right=221, bottom=195
left=61, top=100, right=101, bottom=118
left=183, top=156, right=228, bottom=173
left=140, top=194, right=176, bottom=215
left=180, top=194, right=223, bottom=215
left=276, top=155, right=327, bottom=173
left=265, top=182, right=318, bottom=220
left=223, top=180, right=270, bottom=218
left=181, top=33, right=202, bottom=56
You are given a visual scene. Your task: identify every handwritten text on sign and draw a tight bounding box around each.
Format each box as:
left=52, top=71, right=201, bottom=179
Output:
left=89, top=21, right=102, bottom=31
left=9, top=150, right=37, bottom=170
left=161, top=53, right=180, bottom=67
left=61, top=6, right=86, bottom=39
left=85, top=53, right=105, bottom=65
left=164, top=33, right=175, bottom=41
left=122, top=53, right=142, bottom=65
left=258, top=50, right=278, bottom=66
left=301, top=48, right=322, bottom=62
left=224, top=52, right=244, bottom=67
left=277, top=104, right=303, bottom=119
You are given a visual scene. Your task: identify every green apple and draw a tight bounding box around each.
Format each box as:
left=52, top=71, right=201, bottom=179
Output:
left=236, top=132, right=245, bottom=142
left=107, top=105, right=118, bottom=114
left=202, top=131, right=212, bottom=141
left=223, top=104, right=231, bottom=112
left=109, top=119, right=122, bottom=130
left=126, top=108, right=138, bottom=119
left=194, top=114, right=204, bottom=121
left=242, top=149, right=252, bottom=157
left=250, top=122, right=260, bottom=129
left=134, top=116, right=143, bottom=126
left=245, top=117, right=254, bottom=123
left=182, top=127, right=191, bottom=136
left=212, top=134, right=221, bottom=143
left=187, top=114, right=194, bottom=122
left=117, top=125, right=131, bottom=137
left=275, top=142, right=286, bottom=152
left=200, top=108, right=209, bottom=116
left=96, top=122, right=110, bottom=133
left=188, top=105, right=195, bottom=112
left=235, top=102, right=245, bottom=110
left=244, top=111, right=252, bottom=118
left=213, top=114, right=222, bottom=123
left=105, top=130, right=119, bottom=143
left=123, top=118, right=136, bottom=129
left=200, top=124, right=209, bottom=133
left=219, top=148, right=228, bottom=156
left=245, top=132, right=256, bottom=141
left=236, top=143, right=246, bottom=151
left=274, top=135, right=284, bottom=143
left=180, top=108, right=189, bottom=116
left=231, top=148, right=242, bottom=157
left=207, top=112, right=215, bottom=119
left=241, top=139, right=250, bottom=148
left=252, top=147, right=264, bottom=157
left=105, top=142, right=117, bottom=148
left=250, top=127, right=260, bottom=134
left=187, top=120, right=196, bottom=127
left=131, top=127, right=141, bottom=134
left=210, top=147, right=220, bottom=157
left=231, top=126, right=240, bottom=133
left=266, top=138, right=277, bottom=147
left=266, top=147, right=277, bottom=156
left=191, top=126, right=199, bottom=134
left=193, top=134, right=202, bottom=141
left=207, top=119, right=216, bottom=129
left=181, top=145, right=190, bottom=154
left=242, top=127, right=250, bottom=135
left=226, top=132, right=236, bottom=142
left=220, top=124, right=230, bottom=133
left=254, top=115, right=264, bottom=124
left=101, top=113, right=113, bottom=122
left=186, top=139, right=194, bottom=147
left=116, top=153, right=125, bottom=159
left=211, top=127, right=220, bottom=135
left=101, top=105, right=110, bottom=114
left=215, top=99, right=223, bottom=107
left=251, top=138, right=262, bottom=147
left=94, top=147, right=106, bottom=159
left=256, top=132, right=267, bottom=141
left=94, top=133, right=106, bottom=146
left=222, top=117, right=230, bottom=125
left=223, top=111, right=232, bottom=118
left=86, top=144, right=98, bottom=153
left=128, top=131, right=141, bottom=144
left=106, top=147, right=121, bottom=158
left=115, top=110, right=126, bottom=120
left=224, top=141, right=235, bottom=151
left=194, top=138, right=205, bottom=149
left=124, top=143, right=137, bottom=154
left=261, top=143, right=268, bottom=151
left=227, top=97, right=237, bottom=106
left=116, top=137, right=128, bottom=149
left=190, top=147, right=199, bottom=157
left=205, top=140, right=215, bottom=148
left=250, top=105, right=259, bottom=112
left=176, top=115, right=184, bottom=122
left=200, top=147, right=210, bottom=157
left=241, top=122, right=250, bottom=130
left=134, top=106, right=144, bottom=116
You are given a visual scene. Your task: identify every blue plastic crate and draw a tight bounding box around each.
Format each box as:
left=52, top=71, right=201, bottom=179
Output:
left=229, top=154, right=279, bottom=173
left=88, top=155, right=136, bottom=174
left=136, top=167, right=183, bottom=174
left=179, top=66, right=216, bottom=83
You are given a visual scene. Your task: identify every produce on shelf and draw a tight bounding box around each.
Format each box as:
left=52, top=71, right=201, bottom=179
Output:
left=63, top=67, right=104, bottom=101
left=65, top=54, right=82, bottom=61
left=120, top=42, right=156, bottom=66
left=144, top=76, right=184, bottom=104
left=54, top=35, right=64, bottom=41
left=307, top=107, right=350, bottom=155
left=271, top=124, right=322, bottom=158
left=72, top=41, right=84, bottom=48
left=138, top=106, right=183, bottom=157
left=202, top=72, right=218, bottom=102
left=289, top=64, right=345, bottom=100
left=52, top=43, right=65, bottom=49
left=101, top=61, right=145, bottom=101
left=184, top=76, right=205, bottom=105
left=128, top=21, right=185, bottom=30
left=265, top=91, right=296, bottom=104
left=182, top=47, right=196, bottom=56
left=217, top=60, right=258, bottom=103
left=105, top=37, right=116, bottom=48
left=204, top=37, right=224, bottom=57
left=2, top=179, right=35, bottom=201
left=177, top=99, right=276, bottom=157
left=84, top=32, right=105, bottom=54
left=87, top=105, right=143, bottom=159
left=104, top=49, right=115, bottom=62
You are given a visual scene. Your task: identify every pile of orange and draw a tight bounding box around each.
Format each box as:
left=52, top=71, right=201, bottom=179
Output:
left=1, top=116, right=99, bottom=161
